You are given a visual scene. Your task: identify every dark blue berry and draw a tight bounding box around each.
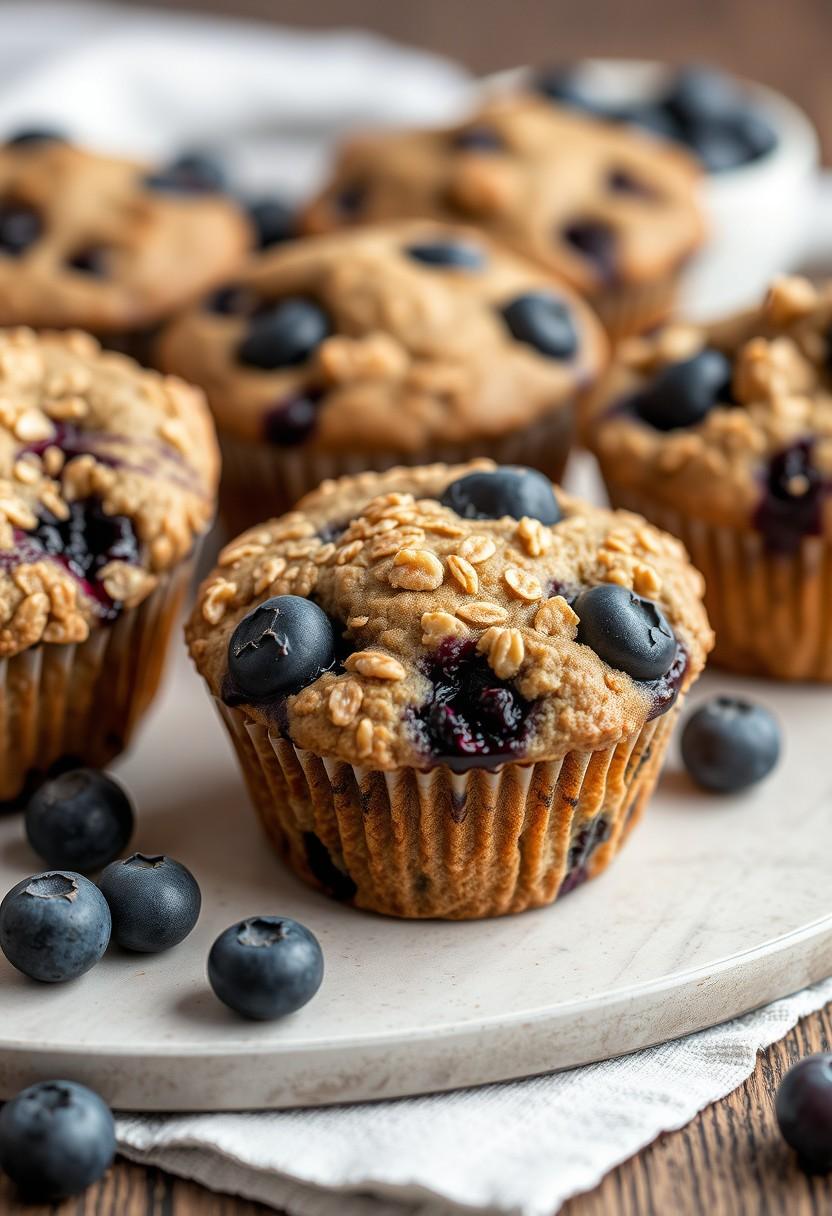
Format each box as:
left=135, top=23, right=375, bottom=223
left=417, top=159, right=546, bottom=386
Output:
left=619, top=102, right=684, bottom=143
left=248, top=198, right=295, bottom=249
left=754, top=440, right=823, bottom=554
left=0, top=200, right=41, bottom=256
left=145, top=152, right=226, bottom=193
left=263, top=393, right=320, bottom=445
left=632, top=349, right=731, bottom=431
left=534, top=66, right=611, bottom=118
left=7, top=128, right=66, bottom=147
left=776, top=1055, right=832, bottom=1172
left=684, top=122, right=754, bottom=173
left=405, top=240, right=485, bottom=270
left=208, top=915, right=323, bottom=1020
left=227, top=594, right=335, bottom=700
left=574, top=584, right=677, bottom=681
left=25, top=769, right=133, bottom=872
left=206, top=283, right=257, bottom=316
left=681, top=697, right=780, bottom=793
left=452, top=125, right=504, bottom=152
left=440, top=467, right=560, bottom=524
left=562, top=219, right=617, bottom=281
left=0, top=871, right=110, bottom=982
left=0, top=1080, right=115, bottom=1200
left=65, top=245, right=110, bottom=276
left=416, top=637, right=532, bottom=767
left=501, top=292, right=578, bottom=359
left=98, top=853, right=201, bottom=953
left=334, top=182, right=366, bottom=216
left=664, top=66, right=743, bottom=128
left=732, top=108, right=777, bottom=161
left=237, top=298, right=331, bottom=370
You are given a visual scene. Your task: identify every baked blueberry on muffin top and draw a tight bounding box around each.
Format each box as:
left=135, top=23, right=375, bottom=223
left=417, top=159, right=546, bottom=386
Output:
left=0, top=135, right=250, bottom=334
left=188, top=461, right=711, bottom=772
left=156, top=221, right=607, bottom=453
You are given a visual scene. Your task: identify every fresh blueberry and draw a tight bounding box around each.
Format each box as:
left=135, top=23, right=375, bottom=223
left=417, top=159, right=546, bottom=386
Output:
left=732, top=108, right=777, bottom=161
left=227, top=594, right=336, bottom=700
left=405, top=240, right=485, bottom=270
left=533, top=66, right=611, bottom=118
left=0, top=1080, right=115, bottom=1200
left=632, top=349, right=732, bottom=431
left=25, top=769, right=134, bottom=872
left=452, top=125, right=504, bottom=152
left=501, top=292, right=578, bottom=359
left=98, top=853, right=201, bottom=953
left=263, top=393, right=320, bottom=446
left=65, top=245, right=110, bottom=277
left=0, top=871, right=111, bottom=982
left=248, top=197, right=295, bottom=249
left=440, top=467, right=561, bottom=525
left=562, top=219, right=617, bottom=281
left=684, top=121, right=754, bottom=173
left=208, top=915, right=324, bottom=1020
left=7, top=128, right=66, bottom=147
left=619, top=102, right=684, bottom=143
left=237, top=297, right=331, bottom=370
left=0, top=200, right=41, bottom=256
left=574, top=584, right=677, bottom=681
left=145, top=151, right=226, bottom=193
left=681, top=697, right=781, bottom=793
left=664, top=66, right=743, bottom=128
left=776, top=1055, right=832, bottom=1172
left=415, top=637, right=532, bottom=765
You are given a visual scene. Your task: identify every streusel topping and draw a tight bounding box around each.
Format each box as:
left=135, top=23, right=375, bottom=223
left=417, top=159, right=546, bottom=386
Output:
left=188, top=462, right=712, bottom=770
left=585, top=276, right=832, bottom=538
left=156, top=220, right=607, bottom=447
left=0, top=328, right=218, bottom=655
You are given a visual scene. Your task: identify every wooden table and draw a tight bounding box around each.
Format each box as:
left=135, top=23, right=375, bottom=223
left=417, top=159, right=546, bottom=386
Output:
left=2, top=0, right=829, bottom=1210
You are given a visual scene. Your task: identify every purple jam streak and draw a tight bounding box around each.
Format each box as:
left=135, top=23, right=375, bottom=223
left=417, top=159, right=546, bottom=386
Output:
left=753, top=439, right=825, bottom=555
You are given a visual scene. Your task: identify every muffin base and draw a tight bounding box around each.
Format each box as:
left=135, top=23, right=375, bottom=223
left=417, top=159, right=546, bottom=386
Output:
left=215, top=698, right=678, bottom=919
left=607, top=484, right=832, bottom=681
left=218, top=404, right=576, bottom=535
left=0, top=559, right=195, bottom=804
left=590, top=272, right=682, bottom=343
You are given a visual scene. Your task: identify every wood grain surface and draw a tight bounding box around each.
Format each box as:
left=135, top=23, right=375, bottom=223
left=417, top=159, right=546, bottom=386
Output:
left=1, top=0, right=829, bottom=1212
left=0, top=1002, right=831, bottom=1214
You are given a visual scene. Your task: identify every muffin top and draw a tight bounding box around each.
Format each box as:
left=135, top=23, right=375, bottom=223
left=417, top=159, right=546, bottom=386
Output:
left=155, top=221, right=608, bottom=449
left=0, top=327, right=219, bottom=657
left=584, top=275, right=832, bottom=548
left=188, top=462, right=712, bottom=771
left=0, top=135, right=251, bottom=334
left=301, top=95, right=705, bottom=301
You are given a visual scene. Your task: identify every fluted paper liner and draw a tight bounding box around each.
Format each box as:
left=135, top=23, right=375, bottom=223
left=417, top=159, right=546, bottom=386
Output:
left=0, top=559, right=195, bottom=804
left=591, top=272, right=682, bottom=344
left=215, top=698, right=679, bottom=919
left=218, top=405, right=576, bottom=535
left=606, top=484, right=832, bottom=681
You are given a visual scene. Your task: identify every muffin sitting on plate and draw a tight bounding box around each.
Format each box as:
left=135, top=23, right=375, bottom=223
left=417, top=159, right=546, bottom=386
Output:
left=301, top=94, right=705, bottom=338
left=0, top=327, right=218, bottom=803
left=0, top=131, right=250, bottom=340
left=187, top=461, right=712, bottom=919
left=584, top=275, right=832, bottom=680
left=156, top=221, right=607, bottom=531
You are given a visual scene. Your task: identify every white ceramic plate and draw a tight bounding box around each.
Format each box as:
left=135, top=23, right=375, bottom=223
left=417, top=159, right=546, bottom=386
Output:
left=0, top=457, right=830, bottom=1112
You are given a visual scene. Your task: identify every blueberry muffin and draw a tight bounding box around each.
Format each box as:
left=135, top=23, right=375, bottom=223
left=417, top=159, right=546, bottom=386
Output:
left=302, top=95, right=705, bottom=339
left=156, top=221, right=607, bottom=532
left=0, top=327, right=218, bottom=803
left=187, top=461, right=711, bottom=919
left=584, top=275, right=832, bottom=680
left=0, top=133, right=250, bottom=338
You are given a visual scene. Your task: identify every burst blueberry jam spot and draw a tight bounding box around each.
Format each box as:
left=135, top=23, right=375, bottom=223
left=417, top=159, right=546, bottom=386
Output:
left=559, top=815, right=612, bottom=897
left=412, top=637, right=533, bottom=771
left=262, top=392, right=321, bottom=446
left=754, top=439, right=825, bottom=554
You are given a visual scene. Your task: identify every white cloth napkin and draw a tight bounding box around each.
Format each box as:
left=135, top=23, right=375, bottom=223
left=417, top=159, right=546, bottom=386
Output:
left=0, top=5, right=827, bottom=1213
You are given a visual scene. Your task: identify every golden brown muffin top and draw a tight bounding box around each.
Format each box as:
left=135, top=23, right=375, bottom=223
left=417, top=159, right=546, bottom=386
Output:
left=188, top=461, right=712, bottom=771
left=0, top=328, right=219, bottom=656
left=584, top=276, right=832, bottom=542
left=302, top=95, right=705, bottom=300
left=0, top=139, right=250, bottom=333
left=156, top=220, right=608, bottom=447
